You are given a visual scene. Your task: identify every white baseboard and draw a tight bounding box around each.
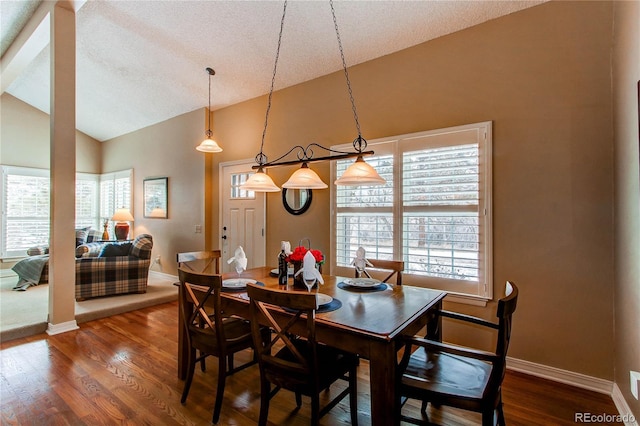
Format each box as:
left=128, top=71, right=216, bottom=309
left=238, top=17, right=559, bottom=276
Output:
left=46, top=320, right=79, bottom=335
left=149, top=270, right=178, bottom=281
left=507, top=356, right=613, bottom=394
left=612, top=383, right=639, bottom=426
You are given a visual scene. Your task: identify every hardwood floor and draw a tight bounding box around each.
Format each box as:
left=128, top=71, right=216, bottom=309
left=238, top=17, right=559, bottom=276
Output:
left=0, top=301, right=621, bottom=425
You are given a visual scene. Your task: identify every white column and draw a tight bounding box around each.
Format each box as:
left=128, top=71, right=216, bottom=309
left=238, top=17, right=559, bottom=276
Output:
left=47, top=0, right=78, bottom=335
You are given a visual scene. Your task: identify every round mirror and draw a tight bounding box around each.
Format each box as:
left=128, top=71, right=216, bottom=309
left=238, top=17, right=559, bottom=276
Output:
left=282, top=188, right=312, bottom=215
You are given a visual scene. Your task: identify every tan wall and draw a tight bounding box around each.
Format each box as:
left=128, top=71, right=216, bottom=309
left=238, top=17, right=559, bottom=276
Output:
left=0, top=93, right=101, bottom=173
left=101, top=109, right=207, bottom=276
left=211, top=1, right=615, bottom=379
left=613, top=0, right=640, bottom=417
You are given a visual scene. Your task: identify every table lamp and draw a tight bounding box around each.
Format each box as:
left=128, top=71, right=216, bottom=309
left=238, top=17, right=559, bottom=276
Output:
left=111, top=208, right=134, bottom=240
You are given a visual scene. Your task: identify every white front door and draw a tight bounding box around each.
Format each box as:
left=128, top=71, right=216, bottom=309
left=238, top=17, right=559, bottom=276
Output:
left=220, top=161, right=266, bottom=273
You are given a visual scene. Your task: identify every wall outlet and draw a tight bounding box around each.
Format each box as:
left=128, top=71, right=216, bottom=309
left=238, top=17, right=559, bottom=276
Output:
left=195, top=224, right=202, bottom=234
left=631, top=370, right=640, bottom=400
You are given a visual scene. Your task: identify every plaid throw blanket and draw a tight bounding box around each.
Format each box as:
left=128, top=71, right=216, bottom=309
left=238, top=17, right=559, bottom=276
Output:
left=11, top=255, right=49, bottom=291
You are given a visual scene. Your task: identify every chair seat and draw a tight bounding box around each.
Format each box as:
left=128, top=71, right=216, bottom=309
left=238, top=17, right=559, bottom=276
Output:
left=268, top=339, right=358, bottom=394
left=402, top=347, right=493, bottom=401
left=189, top=317, right=252, bottom=353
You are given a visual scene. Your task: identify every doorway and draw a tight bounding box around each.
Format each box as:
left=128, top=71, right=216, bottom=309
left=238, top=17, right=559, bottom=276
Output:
left=219, top=161, right=266, bottom=273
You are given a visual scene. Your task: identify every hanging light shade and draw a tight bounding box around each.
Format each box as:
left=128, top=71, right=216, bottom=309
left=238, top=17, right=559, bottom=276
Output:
left=242, top=0, right=384, bottom=190
left=241, top=168, right=281, bottom=192
left=283, top=163, right=328, bottom=189
left=335, top=155, right=386, bottom=186
left=196, top=67, right=223, bottom=153
left=196, top=135, right=223, bottom=153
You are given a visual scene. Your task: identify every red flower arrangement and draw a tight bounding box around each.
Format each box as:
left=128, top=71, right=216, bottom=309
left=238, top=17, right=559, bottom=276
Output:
left=286, top=246, right=324, bottom=264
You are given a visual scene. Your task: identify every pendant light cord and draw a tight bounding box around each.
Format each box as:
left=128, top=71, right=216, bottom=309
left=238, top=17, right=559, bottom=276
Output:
left=205, top=67, right=215, bottom=138
left=258, top=0, right=288, bottom=166
left=330, top=0, right=365, bottom=152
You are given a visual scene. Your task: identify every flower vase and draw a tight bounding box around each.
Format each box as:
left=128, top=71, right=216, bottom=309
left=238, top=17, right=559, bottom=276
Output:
left=292, top=261, right=305, bottom=288
left=292, top=261, right=322, bottom=289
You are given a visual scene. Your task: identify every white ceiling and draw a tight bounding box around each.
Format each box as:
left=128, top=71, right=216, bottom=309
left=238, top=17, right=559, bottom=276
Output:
left=1, top=0, right=544, bottom=142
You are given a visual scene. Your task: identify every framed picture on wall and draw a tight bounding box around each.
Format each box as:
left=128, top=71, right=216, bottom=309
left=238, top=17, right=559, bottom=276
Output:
left=144, top=177, right=168, bottom=218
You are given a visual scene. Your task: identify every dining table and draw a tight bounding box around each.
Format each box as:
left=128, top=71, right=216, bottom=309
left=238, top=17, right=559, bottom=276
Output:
left=177, top=264, right=446, bottom=426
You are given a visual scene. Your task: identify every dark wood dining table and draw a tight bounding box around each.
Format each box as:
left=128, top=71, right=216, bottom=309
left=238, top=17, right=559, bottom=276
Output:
left=177, top=264, right=446, bottom=426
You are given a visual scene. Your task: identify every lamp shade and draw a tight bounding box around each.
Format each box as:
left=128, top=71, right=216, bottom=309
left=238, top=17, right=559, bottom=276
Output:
left=240, top=169, right=281, bottom=192
left=111, top=208, right=134, bottom=222
left=196, top=137, right=223, bottom=153
left=282, top=163, right=328, bottom=189
left=334, top=156, right=386, bottom=186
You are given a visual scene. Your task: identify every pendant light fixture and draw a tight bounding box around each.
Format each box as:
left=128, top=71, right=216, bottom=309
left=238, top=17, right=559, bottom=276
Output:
left=241, top=0, right=385, bottom=192
left=196, top=67, right=223, bottom=153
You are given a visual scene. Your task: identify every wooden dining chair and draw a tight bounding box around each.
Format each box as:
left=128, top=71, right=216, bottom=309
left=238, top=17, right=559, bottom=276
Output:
left=247, top=284, right=359, bottom=426
left=177, top=250, right=221, bottom=274
left=176, top=250, right=223, bottom=372
left=178, top=267, right=258, bottom=424
left=397, top=281, right=519, bottom=425
left=355, top=258, right=404, bottom=285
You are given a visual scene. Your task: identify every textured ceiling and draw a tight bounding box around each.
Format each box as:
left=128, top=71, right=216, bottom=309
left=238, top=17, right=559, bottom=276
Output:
left=1, top=0, right=545, bottom=142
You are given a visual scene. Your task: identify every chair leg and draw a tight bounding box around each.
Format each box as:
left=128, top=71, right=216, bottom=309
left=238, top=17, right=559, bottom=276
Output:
left=497, top=399, right=506, bottom=426
left=212, top=356, right=227, bottom=424
left=295, top=391, right=302, bottom=408
left=349, top=367, right=358, bottom=426
left=258, top=378, right=271, bottom=426
left=482, top=409, right=494, bottom=426
left=199, top=350, right=206, bottom=372
left=227, top=354, right=234, bottom=372
left=181, top=350, right=197, bottom=404
left=310, top=394, right=320, bottom=426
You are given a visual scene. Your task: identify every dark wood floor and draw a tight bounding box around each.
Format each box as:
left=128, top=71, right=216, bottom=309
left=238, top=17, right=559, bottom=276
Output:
left=0, top=301, right=620, bottom=425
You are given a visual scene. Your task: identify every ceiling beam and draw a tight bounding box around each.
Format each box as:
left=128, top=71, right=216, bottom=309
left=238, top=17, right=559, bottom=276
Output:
left=0, top=0, right=87, bottom=94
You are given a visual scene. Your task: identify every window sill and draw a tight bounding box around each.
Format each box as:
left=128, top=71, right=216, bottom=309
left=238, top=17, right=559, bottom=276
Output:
left=442, top=292, right=489, bottom=307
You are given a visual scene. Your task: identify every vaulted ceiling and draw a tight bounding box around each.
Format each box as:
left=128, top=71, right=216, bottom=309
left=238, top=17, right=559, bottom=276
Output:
left=1, top=0, right=544, bottom=142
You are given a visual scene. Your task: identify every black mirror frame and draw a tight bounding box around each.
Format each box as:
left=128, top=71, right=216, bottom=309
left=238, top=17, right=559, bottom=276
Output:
left=282, top=188, right=313, bottom=215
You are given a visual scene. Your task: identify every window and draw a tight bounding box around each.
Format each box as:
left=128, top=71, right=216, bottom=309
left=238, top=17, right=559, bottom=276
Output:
left=230, top=173, right=255, bottom=199
left=332, top=122, right=492, bottom=299
left=1, top=166, right=50, bottom=258
left=100, top=170, right=133, bottom=220
left=0, top=166, right=132, bottom=259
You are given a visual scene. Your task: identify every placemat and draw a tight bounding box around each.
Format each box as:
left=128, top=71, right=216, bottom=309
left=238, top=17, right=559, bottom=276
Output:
left=221, top=280, right=264, bottom=293
left=337, top=281, right=389, bottom=293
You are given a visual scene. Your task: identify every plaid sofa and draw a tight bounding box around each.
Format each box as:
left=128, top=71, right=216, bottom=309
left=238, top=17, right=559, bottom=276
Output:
left=75, top=234, right=153, bottom=300
left=25, top=234, right=153, bottom=300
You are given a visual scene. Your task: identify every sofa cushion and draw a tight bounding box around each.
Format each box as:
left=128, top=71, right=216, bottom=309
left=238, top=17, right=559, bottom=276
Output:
left=98, top=242, right=133, bottom=257
left=27, top=246, right=49, bottom=256
left=86, top=229, right=103, bottom=243
left=76, top=242, right=104, bottom=258
left=75, top=227, right=90, bottom=247
left=130, top=234, right=153, bottom=259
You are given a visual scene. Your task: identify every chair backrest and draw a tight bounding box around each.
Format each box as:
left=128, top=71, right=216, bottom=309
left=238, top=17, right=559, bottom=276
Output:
left=247, top=284, right=319, bottom=388
left=177, top=250, right=221, bottom=274
left=496, top=281, right=518, bottom=358
left=356, top=259, right=404, bottom=285
left=178, top=268, right=225, bottom=348
left=491, top=281, right=519, bottom=387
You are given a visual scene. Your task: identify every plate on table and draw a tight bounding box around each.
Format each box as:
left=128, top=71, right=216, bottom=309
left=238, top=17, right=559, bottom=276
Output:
left=316, top=293, right=333, bottom=306
left=222, top=278, right=256, bottom=289
left=343, top=278, right=382, bottom=288
left=270, top=268, right=294, bottom=276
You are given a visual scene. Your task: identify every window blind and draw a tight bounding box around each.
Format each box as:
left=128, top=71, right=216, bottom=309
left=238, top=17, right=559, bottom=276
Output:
left=332, top=122, right=492, bottom=299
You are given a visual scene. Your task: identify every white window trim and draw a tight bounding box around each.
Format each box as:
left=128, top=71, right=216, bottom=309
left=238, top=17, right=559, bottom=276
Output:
left=1, top=166, right=133, bottom=260
left=330, top=122, right=493, bottom=302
